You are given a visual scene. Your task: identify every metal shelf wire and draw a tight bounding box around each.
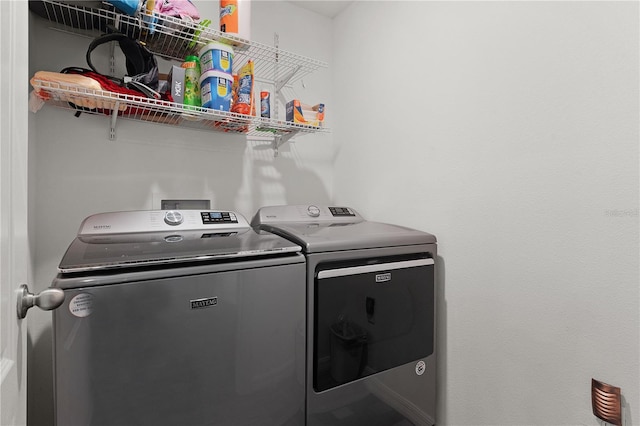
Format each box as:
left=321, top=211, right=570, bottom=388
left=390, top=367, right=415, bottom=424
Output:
left=32, top=1, right=327, bottom=85
left=29, top=1, right=329, bottom=154
left=31, top=79, right=328, bottom=140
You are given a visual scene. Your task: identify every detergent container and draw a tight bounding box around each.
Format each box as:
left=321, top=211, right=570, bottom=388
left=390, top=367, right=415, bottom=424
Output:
left=200, top=70, right=233, bottom=111
left=199, top=42, right=234, bottom=75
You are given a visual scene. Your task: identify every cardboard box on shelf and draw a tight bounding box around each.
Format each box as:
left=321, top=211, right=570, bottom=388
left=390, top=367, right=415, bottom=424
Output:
left=286, top=99, right=325, bottom=127
left=168, top=65, right=186, bottom=105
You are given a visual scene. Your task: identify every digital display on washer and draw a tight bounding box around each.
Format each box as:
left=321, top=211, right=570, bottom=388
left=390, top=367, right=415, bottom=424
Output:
left=329, top=207, right=355, bottom=217
left=200, top=211, right=238, bottom=224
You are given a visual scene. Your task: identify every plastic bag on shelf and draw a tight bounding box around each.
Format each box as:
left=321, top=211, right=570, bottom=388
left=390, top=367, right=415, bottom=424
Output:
left=153, top=0, right=200, bottom=21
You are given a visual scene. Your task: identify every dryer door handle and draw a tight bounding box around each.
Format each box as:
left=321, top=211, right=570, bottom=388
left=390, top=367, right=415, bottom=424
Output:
left=317, top=258, right=434, bottom=279
left=366, top=296, right=376, bottom=324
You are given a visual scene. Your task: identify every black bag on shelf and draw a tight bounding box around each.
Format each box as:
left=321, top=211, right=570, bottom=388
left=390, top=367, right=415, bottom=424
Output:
left=86, top=29, right=160, bottom=98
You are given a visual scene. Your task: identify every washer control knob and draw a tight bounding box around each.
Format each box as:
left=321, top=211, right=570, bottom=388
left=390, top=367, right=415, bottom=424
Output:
left=164, top=211, right=184, bottom=226
left=307, top=205, right=321, bottom=217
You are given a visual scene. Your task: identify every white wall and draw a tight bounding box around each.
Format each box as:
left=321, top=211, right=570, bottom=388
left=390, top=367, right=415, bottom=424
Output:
left=26, top=2, right=333, bottom=424
left=332, top=1, right=639, bottom=425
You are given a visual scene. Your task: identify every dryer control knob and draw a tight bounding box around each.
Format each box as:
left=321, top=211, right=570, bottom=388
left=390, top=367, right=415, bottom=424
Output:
left=164, top=211, right=184, bottom=226
left=307, top=205, right=321, bottom=217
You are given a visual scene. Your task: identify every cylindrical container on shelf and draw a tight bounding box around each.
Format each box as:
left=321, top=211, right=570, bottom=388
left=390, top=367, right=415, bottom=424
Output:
left=199, top=70, right=233, bottom=111
left=260, top=91, right=270, bottom=118
left=219, top=0, right=251, bottom=40
left=198, top=42, right=234, bottom=75
left=181, top=55, right=201, bottom=108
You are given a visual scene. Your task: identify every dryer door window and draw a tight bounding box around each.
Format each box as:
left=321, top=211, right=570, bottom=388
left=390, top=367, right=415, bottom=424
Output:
left=314, top=257, right=435, bottom=392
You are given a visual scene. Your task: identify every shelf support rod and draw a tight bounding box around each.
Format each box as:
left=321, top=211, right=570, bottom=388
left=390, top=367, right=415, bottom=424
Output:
left=275, top=65, right=301, bottom=93
left=272, top=132, right=297, bottom=157
left=273, top=32, right=280, bottom=121
left=109, top=102, right=120, bottom=140
left=109, top=40, right=116, bottom=76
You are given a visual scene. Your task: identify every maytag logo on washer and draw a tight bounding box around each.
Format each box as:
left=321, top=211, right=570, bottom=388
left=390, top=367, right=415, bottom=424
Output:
left=190, top=297, right=218, bottom=309
left=415, top=360, right=426, bottom=376
left=375, top=273, right=391, bottom=283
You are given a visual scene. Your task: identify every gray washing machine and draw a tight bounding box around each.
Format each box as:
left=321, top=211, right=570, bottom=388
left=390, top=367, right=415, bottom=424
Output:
left=52, top=210, right=306, bottom=426
left=252, top=205, right=437, bottom=426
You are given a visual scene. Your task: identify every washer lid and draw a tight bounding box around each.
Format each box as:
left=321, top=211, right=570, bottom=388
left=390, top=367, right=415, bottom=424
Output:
left=253, top=206, right=436, bottom=253
left=59, top=210, right=301, bottom=273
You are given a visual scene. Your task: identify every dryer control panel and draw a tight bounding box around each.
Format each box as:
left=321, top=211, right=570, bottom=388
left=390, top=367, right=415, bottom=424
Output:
left=252, top=205, right=364, bottom=225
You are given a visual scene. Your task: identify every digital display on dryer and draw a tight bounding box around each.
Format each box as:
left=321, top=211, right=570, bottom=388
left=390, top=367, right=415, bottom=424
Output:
left=329, top=207, right=355, bottom=216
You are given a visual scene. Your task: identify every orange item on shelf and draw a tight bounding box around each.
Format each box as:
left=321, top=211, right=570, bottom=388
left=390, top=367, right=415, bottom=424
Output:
left=220, top=0, right=251, bottom=40
left=220, top=0, right=239, bottom=34
left=231, top=60, right=254, bottom=115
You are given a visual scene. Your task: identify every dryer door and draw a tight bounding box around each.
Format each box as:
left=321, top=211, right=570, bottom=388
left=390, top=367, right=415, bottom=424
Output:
left=314, top=257, right=434, bottom=392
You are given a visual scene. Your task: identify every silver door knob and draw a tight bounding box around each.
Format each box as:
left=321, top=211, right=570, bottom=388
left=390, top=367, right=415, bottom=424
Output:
left=17, top=284, right=65, bottom=319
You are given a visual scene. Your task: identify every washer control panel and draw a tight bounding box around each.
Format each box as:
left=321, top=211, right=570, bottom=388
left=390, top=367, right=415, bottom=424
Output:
left=200, top=211, right=238, bottom=224
left=78, top=210, right=248, bottom=235
left=307, top=205, right=321, bottom=217
left=164, top=211, right=184, bottom=226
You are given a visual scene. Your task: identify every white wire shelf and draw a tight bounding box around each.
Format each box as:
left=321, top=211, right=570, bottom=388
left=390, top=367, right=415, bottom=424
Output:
left=29, top=1, right=330, bottom=154
left=31, top=79, right=329, bottom=142
left=30, top=0, right=328, bottom=86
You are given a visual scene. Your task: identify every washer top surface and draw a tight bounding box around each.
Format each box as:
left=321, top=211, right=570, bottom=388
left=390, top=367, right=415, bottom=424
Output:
left=252, top=205, right=436, bottom=253
left=59, top=210, right=301, bottom=273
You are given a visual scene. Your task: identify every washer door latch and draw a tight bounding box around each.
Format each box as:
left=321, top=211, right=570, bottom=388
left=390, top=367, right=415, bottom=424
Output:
left=16, top=284, right=65, bottom=319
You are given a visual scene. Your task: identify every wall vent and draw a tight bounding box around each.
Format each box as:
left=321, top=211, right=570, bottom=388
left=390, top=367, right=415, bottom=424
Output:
left=591, top=378, right=622, bottom=426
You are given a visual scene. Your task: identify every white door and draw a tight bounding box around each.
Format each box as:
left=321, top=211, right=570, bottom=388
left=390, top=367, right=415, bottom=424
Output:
left=1, top=1, right=30, bottom=425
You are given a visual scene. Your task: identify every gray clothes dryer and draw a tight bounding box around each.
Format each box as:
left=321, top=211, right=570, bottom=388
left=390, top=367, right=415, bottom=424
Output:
left=252, top=205, right=438, bottom=426
left=51, top=210, right=306, bottom=426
